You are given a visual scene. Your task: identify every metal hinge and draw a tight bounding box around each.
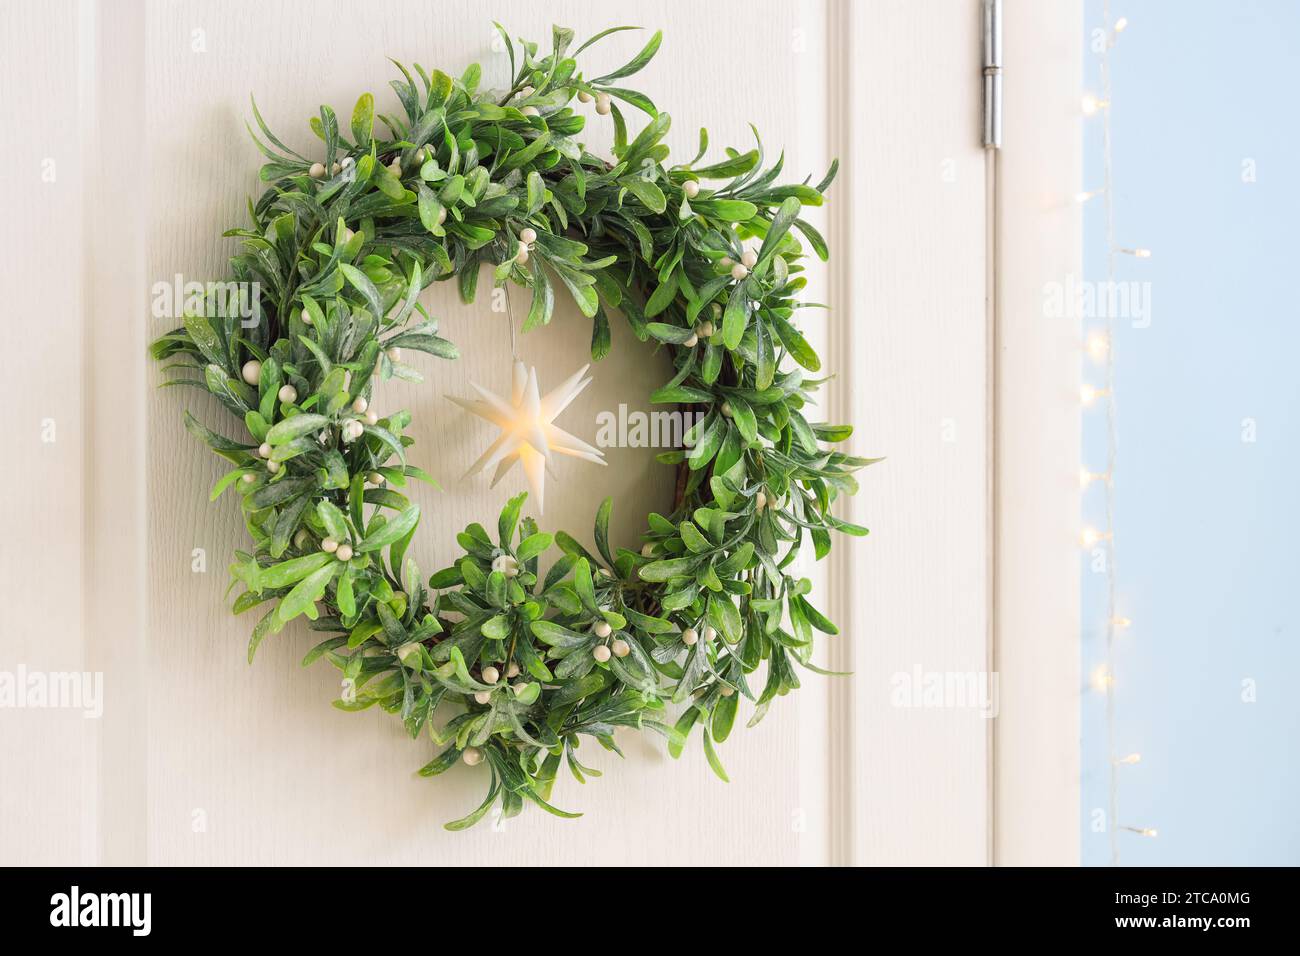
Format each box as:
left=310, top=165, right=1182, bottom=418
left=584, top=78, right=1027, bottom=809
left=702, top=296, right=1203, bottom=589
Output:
left=982, top=0, right=1003, bottom=149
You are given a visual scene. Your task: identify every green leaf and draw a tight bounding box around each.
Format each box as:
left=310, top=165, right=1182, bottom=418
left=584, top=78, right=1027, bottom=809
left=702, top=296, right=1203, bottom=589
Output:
left=712, top=692, right=738, bottom=742
left=351, top=92, right=374, bottom=146
left=639, top=557, right=697, bottom=582
left=260, top=551, right=334, bottom=590
left=592, top=29, right=662, bottom=82
left=769, top=314, right=820, bottom=372
left=756, top=197, right=802, bottom=273
left=358, top=505, right=420, bottom=553
left=265, top=413, right=328, bottom=445
left=277, top=562, right=339, bottom=624
left=340, top=263, right=384, bottom=320
left=516, top=532, right=553, bottom=563
left=621, top=177, right=666, bottom=214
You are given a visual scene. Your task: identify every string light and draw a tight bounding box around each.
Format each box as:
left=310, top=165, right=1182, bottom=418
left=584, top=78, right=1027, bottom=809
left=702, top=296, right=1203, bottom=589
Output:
left=1075, top=188, right=1105, bottom=204
left=1085, top=2, right=1153, bottom=865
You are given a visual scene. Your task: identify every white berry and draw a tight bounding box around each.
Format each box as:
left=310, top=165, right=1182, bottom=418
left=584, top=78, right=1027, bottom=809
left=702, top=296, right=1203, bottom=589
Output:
left=520, top=106, right=539, bottom=117
left=241, top=360, right=262, bottom=386
left=755, top=491, right=768, bottom=511
left=611, top=638, right=630, bottom=658
left=593, top=620, right=612, bottom=638
left=721, top=685, right=735, bottom=697
left=481, top=665, right=500, bottom=684
left=698, top=320, right=714, bottom=338
left=519, top=85, right=535, bottom=98
left=308, top=162, right=326, bottom=179
left=595, top=92, right=611, bottom=114
left=363, top=411, right=378, bottom=426
left=474, top=689, right=492, bottom=705
left=578, top=90, right=593, bottom=103
left=683, top=180, right=700, bottom=198
left=703, top=625, right=717, bottom=643
left=515, top=243, right=529, bottom=264
left=731, top=263, right=749, bottom=281
left=299, top=308, right=312, bottom=326
left=506, top=662, right=521, bottom=679
left=330, top=161, right=341, bottom=175
left=265, top=459, right=280, bottom=474
left=241, top=473, right=256, bottom=484
left=366, top=471, right=383, bottom=486
left=351, top=396, right=368, bottom=414
left=321, top=537, right=339, bottom=553
left=681, top=628, right=698, bottom=646
left=258, top=442, right=272, bottom=458
left=721, top=401, right=733, bottom=418
left=741, top=249, right=758, bottom=268
left=335, top=543, right=353, bottom=562
left=462, top=747, right=483, bottom=766
left=683, top=333, right=699, bottom=348
left=519, top=227, right=538, bottom=245
left=386, top=347, right=402, bottom=362
left=592, top=644, right=612, bottom=663
left=278, top=384, right=297, bottom=403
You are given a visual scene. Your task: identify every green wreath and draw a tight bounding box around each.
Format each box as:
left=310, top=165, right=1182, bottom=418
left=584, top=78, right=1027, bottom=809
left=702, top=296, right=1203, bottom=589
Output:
left=151, top=23, right=872, bottom=829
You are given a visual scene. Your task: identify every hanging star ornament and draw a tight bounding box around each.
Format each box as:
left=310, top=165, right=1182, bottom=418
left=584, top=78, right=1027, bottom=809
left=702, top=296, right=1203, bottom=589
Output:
left=449, top=360, right=605, bottom=513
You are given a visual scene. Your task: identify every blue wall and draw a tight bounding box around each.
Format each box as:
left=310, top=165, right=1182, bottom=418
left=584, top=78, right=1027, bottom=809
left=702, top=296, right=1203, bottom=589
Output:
left=1081, top=0, right=1300, bottom=866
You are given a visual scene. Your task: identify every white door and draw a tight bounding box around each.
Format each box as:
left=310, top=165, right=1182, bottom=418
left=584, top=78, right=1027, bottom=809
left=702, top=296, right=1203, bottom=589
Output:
left=0, top=0, right=1079, bottom=865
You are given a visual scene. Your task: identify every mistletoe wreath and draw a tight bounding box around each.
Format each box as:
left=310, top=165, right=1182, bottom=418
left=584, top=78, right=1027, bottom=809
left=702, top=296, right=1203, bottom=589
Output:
left=152, top=24, right=872, bottom=829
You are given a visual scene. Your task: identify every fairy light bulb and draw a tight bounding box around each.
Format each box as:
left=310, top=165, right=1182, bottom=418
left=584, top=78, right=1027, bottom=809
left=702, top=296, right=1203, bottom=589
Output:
left=1112, top=616, right=1132, bottom=629
left=1117, top=753, right=1142, bottom=765
left=1080, top=526, right=1111, bottom=547
left=1122, top=826, right=1158, bottom=838
left=1081, top=92, right=1108, bottom=115
left=1118, top=247, right=1152, bottom=258
left=1075, top=188, right=1104, bottom=204
left=1090, top=666, right=1115, bottom=693
left=1114, top=16, right=1129, bottom=33
left=1080, top=384, right=1108, bottom=405
left=1087, top=331, right=1110, bottom=361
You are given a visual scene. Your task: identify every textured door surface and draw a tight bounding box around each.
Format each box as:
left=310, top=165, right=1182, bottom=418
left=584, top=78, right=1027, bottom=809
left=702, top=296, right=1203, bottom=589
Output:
left=0, top=1, right=1069, bottom=867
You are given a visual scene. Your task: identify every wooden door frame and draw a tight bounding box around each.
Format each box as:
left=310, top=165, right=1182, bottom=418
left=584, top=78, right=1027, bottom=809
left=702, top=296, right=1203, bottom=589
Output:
left=820, top=0, right=1081, bottom=865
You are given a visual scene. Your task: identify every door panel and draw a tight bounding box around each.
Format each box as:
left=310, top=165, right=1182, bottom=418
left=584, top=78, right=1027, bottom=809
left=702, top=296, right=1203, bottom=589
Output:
left=1, top=0, right=1081, bottom=866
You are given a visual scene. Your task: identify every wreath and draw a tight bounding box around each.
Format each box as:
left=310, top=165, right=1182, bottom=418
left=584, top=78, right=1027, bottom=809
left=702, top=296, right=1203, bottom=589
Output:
left=151, top=23, right=872, bottom=829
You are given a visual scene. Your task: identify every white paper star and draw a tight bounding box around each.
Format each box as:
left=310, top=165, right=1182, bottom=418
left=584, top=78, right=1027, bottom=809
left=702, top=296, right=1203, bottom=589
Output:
left=449, top=360, right=605, bottom=513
